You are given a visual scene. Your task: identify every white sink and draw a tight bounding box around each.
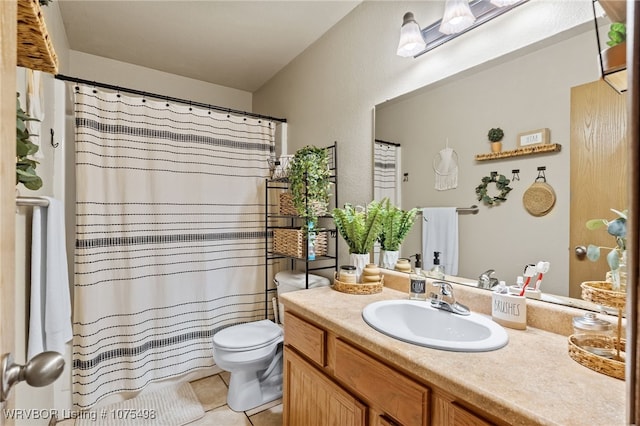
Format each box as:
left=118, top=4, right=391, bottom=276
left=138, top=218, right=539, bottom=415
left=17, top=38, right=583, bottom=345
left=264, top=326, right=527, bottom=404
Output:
left=362, top=299, right=509, bottom=352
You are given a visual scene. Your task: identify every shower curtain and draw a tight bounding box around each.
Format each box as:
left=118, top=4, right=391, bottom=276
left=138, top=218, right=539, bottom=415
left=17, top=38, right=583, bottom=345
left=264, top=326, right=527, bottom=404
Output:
left=72, top=85, right=275, bottom=409
left=373, top=141, right=400, bottom=205
left=373, top=141, right=401, bottom=264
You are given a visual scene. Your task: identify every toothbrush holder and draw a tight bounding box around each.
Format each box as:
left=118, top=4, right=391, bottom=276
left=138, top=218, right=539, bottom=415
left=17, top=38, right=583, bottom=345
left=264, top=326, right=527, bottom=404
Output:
left=492, top=292, right=527, bottom=330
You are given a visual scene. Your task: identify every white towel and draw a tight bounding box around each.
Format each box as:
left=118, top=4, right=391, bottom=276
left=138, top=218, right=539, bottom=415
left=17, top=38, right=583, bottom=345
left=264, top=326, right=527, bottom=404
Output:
left=422, top=207, right=459, bottom=275
left=28, top=197, right=72, bottom=359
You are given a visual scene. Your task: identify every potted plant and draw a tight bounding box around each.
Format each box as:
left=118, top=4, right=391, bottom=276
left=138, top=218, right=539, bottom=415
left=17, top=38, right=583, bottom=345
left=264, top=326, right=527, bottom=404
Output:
left=378, top=199, right=418, bottom=269
left=586, top=208, right=627, bottom=291
left=601, top=22, right=626, bottom=77
left=487, top=127, right=504, bottom=153
left=288, top=145, right=331, bottom=229
left=16, top=94, right=42, bottom=190
left=332, top=200, right=384, bottom=281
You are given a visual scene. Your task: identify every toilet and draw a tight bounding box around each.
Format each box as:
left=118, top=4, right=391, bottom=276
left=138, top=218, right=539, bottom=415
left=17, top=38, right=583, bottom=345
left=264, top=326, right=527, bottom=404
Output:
left=212, top=319, right=284, bottom=412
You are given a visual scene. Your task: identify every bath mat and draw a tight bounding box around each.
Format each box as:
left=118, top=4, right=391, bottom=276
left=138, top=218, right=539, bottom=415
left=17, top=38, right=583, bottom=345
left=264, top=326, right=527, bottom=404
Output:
left=74, top=382, right=205, bottom=426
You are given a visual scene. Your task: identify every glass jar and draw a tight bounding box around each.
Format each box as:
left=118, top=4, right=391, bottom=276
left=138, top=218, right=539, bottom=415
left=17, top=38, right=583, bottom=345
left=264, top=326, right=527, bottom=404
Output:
left=339, top=265, right=357, bottom=283
left=572, top=312, right=615, bottom=358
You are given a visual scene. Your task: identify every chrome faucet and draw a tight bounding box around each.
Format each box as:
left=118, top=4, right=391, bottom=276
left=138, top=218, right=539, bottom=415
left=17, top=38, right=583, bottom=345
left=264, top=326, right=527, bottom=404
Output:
left=478, top=269, right=499, bottom=289
left=427, top=281, right=470, bottom=316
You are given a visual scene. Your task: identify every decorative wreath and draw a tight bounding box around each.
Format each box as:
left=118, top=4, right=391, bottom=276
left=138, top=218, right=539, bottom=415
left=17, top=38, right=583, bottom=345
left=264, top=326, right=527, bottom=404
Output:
left=475, top=173, right=513, bottom=205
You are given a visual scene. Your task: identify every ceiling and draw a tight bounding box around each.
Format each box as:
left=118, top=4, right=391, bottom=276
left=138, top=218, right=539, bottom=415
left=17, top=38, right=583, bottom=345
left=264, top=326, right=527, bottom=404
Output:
left=57, top=1, right=362, bottom=93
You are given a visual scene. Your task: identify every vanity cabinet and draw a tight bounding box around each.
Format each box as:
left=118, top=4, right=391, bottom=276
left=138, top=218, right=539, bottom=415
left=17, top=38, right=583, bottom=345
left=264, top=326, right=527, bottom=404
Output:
left=283, top=310, right=500, bottom=426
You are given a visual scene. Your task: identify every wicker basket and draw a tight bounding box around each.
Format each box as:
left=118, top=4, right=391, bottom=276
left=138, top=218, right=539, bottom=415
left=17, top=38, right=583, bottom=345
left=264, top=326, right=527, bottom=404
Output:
left=568, top=335, right=625, bottom=380
left=17, top=0, right=59, bottom=74
left=273, top=229, right=327, bottom=259
left=278, top=192, right=328, bottom=217
left=332, top=274, right=383, bottom=295
left=580, top=281, right=626, bottom=310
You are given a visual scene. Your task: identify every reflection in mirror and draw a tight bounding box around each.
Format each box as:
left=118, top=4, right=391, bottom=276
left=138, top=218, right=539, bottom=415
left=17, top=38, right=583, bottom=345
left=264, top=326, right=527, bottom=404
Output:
left=374, top=21, right=628, bottom=310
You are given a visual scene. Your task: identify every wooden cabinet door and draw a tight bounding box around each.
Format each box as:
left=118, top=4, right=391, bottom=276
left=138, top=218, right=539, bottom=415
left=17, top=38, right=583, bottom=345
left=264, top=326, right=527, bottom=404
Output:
left=283, top=347, right=366, bottom=426
left=569, top=79, right=628, bottom=297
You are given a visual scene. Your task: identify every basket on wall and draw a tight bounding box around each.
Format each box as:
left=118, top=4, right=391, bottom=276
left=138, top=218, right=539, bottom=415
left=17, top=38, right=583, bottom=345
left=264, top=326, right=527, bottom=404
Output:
left=273, top=229, right=328, bottom=259
left=279, top=192, right=328, bottom=217
left=17, top=0, right=59, bottom=74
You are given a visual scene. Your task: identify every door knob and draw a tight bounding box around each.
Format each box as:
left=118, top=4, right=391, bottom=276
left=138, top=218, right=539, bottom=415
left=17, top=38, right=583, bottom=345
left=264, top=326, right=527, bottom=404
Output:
left=1, top=352, right=64, bottom=402
left=575, top=245, right=587, bottom=259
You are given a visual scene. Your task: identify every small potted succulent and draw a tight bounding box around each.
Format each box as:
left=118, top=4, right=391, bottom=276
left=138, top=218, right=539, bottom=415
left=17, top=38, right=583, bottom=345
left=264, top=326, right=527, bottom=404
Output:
left=487, top=127, right=504, bottom=153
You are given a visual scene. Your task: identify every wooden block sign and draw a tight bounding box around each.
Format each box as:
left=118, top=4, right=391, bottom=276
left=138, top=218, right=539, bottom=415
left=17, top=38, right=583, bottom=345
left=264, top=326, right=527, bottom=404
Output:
left=517, top=128, right=550, bottom=148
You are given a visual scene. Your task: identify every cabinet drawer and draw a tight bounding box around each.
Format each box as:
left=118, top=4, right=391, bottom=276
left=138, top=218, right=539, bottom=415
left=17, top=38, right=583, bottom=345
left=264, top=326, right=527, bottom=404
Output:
left=284, top=311, right=326, bottom=366
left=334, top=339, right=429, bottom=426
left=451, top=403, right=495, bottom=426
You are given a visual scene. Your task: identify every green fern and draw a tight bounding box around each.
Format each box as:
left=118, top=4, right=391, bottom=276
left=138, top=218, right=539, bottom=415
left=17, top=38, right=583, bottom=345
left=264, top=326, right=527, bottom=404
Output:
left=332, top=200, right=384, bottom=254
left=378, top=199, right=418, bottom=251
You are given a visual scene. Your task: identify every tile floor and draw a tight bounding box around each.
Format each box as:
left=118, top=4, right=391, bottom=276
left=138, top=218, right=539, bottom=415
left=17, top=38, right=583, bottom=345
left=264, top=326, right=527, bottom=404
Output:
left=57, top=372, right=283, bottom=426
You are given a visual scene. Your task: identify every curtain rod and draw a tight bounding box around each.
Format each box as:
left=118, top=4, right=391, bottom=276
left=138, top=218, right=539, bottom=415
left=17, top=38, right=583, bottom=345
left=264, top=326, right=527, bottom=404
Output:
left=417, top=205, right=479, bottom=215
left=54, top=74, right=287, bottom=124
left=16, top=196, right=49, bottom=207
left=375, top=139, right=401, bottom=147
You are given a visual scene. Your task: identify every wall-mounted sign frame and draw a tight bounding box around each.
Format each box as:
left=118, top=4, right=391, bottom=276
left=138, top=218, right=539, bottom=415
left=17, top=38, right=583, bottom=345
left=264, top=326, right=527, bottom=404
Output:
left=518, top=128, right=550, bottom=148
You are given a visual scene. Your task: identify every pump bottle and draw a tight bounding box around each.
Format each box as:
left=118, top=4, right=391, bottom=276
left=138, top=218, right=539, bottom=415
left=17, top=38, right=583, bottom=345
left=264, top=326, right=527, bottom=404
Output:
left=428, top=251, right=445, bottom=279
left=409, top=254, right=426, bottom=300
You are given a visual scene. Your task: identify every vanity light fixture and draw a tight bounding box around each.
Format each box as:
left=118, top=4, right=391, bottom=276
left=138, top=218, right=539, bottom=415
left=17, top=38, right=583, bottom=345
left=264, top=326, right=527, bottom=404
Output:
left=397, top=0, right=529, bottom=58
left=396, top=12, right=427, bottom=57
left=439, top=0, right=476, bottom=35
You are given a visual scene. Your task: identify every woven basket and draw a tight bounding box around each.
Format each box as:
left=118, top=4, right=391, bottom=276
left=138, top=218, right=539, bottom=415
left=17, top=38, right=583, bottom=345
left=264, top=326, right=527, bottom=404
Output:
left=332, top=274, right=383, bottom=295
left=17, top=0, right=59, bottom=74
left=273, top=229, right=327, bottom=259
left=568, top=335, right=625, bottom=380
left=580, top=281, right=626, bottom=310
left=278, top=192, right=328, bottom=217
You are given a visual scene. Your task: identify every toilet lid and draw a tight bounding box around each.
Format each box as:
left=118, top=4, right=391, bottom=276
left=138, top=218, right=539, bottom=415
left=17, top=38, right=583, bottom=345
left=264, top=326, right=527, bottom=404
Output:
left=213, top=319, right=282, bottom=351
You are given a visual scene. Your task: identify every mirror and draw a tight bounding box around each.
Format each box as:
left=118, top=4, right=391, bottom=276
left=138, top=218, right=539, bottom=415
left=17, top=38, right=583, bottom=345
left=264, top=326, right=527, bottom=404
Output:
left=374, top=21, right=627, bottom=309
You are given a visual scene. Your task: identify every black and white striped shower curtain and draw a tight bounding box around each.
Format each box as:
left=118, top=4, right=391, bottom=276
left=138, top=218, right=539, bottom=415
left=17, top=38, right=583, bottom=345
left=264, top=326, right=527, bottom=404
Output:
left=373, top=141, right=400, bottom=205
left=72, top=85, right=275, bottom=409
left=373, top=141, right=401, bottom=264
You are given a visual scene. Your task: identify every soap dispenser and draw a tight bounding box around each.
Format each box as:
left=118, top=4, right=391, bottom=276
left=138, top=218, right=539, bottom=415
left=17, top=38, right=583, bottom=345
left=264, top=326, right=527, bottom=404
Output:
left=428, top=251, right=445, bottom=279
left=409, top=254, right=426, bottom=300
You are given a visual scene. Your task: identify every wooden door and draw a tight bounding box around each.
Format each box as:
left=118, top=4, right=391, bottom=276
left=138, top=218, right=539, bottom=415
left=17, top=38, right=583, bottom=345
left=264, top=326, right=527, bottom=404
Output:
left=1, top=1, right=17, bottom=424
left=283, top=347, right=366, bottom=426
left=569, top=79, right=628, bottom=298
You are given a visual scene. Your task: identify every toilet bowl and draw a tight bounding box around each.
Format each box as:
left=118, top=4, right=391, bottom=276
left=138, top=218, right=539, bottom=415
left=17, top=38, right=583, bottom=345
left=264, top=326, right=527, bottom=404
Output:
left=212, top=319, right=284, bottom=412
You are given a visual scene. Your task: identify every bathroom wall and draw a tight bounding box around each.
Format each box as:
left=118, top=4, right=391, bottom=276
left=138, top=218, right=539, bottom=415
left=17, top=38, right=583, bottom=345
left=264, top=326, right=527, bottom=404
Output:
left=253, top=1, right=594, bottom=270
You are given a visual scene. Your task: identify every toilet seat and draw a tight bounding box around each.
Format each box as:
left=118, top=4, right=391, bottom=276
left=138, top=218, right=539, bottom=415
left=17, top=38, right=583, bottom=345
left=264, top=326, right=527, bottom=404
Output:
left=213, top=319, right=282, bottom=352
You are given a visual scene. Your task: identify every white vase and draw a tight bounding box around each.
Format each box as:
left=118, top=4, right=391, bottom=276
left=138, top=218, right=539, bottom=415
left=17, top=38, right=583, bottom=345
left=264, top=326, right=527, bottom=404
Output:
left=379, top=250, right=399, bottom=270
left=350, top=253, right=370, bottom=283
left=607, top=250, right=627, bottom=292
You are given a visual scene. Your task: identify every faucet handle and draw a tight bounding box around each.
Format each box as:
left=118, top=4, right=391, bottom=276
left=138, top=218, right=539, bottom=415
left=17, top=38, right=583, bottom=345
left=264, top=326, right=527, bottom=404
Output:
left=437, top=281, right=453, bottom=296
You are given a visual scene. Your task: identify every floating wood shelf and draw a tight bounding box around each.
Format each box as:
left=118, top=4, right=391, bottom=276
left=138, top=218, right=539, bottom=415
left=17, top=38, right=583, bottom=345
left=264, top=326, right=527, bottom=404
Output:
left=17, top=0, right=58, bottom=74
left=475, top=143, right=562, bottom=161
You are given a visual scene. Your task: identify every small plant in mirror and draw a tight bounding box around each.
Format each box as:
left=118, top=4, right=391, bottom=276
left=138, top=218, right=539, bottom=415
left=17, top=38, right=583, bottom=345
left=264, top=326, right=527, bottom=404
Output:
left=378, top=198, right=418, bottom=251
left=606, top=22, right=626, bottom=47
left=586, top=208, right=627, bottom=291
left=487, top=127, right=504, bottom=143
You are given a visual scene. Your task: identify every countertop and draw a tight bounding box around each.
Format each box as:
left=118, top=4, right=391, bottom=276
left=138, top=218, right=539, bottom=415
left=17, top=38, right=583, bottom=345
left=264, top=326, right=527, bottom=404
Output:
left=280, top=285, right=626, bottom=426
